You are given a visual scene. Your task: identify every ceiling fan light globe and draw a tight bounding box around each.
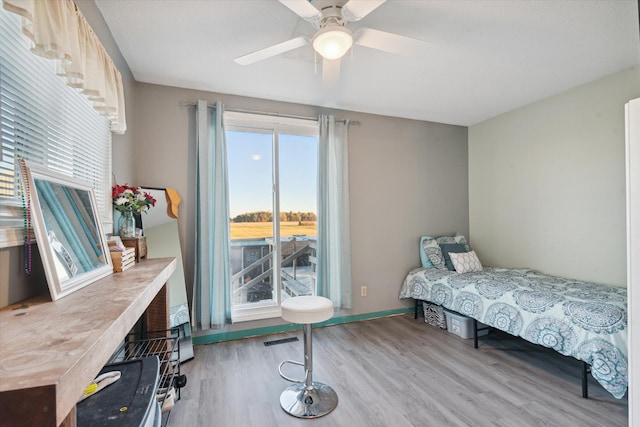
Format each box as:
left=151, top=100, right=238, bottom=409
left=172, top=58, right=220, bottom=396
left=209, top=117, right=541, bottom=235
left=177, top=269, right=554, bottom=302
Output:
left=313, top=27, right=353, bottom=60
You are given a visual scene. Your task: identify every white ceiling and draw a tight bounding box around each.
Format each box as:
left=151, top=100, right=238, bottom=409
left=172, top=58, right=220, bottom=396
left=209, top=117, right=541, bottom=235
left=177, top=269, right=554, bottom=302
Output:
left=95, top=0, right=640, bottom=126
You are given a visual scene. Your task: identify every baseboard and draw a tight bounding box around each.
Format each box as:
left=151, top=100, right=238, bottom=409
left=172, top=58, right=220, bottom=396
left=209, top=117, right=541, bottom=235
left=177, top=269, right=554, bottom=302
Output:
left=192, top=307, right=413, bottom=345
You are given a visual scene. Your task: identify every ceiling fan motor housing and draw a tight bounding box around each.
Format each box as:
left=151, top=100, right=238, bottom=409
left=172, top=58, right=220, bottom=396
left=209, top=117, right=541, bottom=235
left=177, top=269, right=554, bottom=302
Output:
left=313, top=0, right=349, bottom=27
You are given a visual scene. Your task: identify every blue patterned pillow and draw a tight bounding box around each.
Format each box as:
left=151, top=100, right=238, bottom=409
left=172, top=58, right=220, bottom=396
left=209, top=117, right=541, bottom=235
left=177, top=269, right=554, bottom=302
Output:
left=423, top=233, right=470, bottom=269
left=423, top=238, right=445, bottom=268
left=419, top=236, right=434, bottom=268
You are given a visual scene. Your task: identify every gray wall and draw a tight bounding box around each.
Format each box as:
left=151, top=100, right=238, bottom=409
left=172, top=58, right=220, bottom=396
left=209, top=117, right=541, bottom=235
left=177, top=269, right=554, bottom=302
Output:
left=133, top=83, right=468, bottom=331
left=469, top=65, right=640, bottom=287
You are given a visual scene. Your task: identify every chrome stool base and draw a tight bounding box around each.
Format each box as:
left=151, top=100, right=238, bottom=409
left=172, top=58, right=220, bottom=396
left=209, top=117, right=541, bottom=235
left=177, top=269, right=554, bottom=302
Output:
left=279, top=296, right=337, bottom=419
left=280, top=382, right=338, bottom=418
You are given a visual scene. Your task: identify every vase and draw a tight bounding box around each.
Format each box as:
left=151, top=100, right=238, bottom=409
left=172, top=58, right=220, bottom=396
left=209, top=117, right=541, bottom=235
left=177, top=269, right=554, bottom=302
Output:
left=118, top=211, right=136, bottom=238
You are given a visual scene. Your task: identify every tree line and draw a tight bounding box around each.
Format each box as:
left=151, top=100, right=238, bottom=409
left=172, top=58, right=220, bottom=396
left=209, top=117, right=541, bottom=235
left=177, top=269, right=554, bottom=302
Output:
left=232, top=211, right=317, bottom=223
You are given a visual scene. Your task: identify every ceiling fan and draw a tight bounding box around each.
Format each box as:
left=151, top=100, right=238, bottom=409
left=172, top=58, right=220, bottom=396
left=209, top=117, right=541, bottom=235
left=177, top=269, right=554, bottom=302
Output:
left=234, top=0, right=428, bottom=79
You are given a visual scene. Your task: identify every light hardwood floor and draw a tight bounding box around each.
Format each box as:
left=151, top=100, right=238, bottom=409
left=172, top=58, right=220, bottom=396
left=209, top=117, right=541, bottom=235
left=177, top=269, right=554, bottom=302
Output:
left=169, top=314, right=628, bottom=427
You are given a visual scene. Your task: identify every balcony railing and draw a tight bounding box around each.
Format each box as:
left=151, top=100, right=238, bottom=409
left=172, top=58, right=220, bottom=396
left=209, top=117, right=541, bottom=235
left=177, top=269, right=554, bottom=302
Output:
left=230, top=237, right=316, bottom=305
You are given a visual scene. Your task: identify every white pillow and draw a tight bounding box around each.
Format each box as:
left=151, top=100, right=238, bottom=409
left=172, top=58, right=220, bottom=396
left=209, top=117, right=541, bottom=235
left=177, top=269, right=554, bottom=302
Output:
left=450, top=250, right=483, bottom=273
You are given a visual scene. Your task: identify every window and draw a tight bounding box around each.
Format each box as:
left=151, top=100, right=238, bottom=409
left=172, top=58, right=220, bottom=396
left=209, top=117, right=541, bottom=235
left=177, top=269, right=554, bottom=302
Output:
left=0, top=7, right=112, bottom=246
left=224, top=112, right=318, bottom=322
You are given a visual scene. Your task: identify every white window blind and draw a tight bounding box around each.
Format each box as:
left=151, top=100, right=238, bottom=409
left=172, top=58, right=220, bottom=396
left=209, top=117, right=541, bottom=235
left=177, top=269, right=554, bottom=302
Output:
left=0, top=7, right=112, bottom=245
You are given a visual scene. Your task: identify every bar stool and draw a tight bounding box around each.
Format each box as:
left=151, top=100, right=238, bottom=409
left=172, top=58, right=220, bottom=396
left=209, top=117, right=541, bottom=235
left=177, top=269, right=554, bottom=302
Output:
left=278, top=295, right=338, bottom=418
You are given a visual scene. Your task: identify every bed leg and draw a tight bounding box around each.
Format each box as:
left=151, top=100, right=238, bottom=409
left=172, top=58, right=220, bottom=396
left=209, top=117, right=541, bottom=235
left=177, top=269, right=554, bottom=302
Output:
left=581, top=361, right=589, bottom=398
left=473, top=318, right=479, bottom=349
left=414, top=299, right=419, bottom=319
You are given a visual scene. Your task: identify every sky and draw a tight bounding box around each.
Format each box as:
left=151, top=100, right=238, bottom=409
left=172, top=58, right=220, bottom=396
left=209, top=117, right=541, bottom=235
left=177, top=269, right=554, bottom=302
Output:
left=226, top=130, right=318, bottom=219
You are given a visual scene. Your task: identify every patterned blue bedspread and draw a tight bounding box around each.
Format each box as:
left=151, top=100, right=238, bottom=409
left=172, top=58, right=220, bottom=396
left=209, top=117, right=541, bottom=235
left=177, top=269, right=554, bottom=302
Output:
left=399, top=267, right=628, bottom=399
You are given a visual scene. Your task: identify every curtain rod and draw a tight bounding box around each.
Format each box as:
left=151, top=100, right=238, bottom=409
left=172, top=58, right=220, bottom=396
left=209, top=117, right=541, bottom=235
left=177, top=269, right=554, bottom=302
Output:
left=178, top=101, right=358, bottom=125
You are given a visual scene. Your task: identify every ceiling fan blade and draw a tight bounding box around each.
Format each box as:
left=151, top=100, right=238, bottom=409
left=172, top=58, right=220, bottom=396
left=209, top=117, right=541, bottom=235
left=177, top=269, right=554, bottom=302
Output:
left=322, top=57, right=341, bottom=89
left=235, top=36, right=310, bottom=65
left=279, top=0, right=321, bottom=25
left=341, top=0, right=386, bottom=22
left=354, top=28, right=428, bottom=56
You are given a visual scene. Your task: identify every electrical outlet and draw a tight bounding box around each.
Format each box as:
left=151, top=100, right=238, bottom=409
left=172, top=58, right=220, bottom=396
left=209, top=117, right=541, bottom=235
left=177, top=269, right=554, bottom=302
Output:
left=361, top=286, right=367, bottom=297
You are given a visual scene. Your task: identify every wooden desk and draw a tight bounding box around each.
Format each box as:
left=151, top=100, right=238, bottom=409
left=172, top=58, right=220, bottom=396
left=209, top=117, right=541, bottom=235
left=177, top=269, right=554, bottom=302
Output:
left=0, top=257, right=177, bottom=427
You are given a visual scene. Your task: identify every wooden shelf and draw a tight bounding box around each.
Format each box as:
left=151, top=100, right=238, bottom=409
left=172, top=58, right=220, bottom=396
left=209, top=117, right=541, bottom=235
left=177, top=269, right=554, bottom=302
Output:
left=0, top=257, right=177, bottom=427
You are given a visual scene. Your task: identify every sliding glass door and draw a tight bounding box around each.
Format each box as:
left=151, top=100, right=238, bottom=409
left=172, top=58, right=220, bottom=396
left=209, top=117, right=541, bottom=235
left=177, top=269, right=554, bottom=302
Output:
left=225, top=113, right=318, bottom=322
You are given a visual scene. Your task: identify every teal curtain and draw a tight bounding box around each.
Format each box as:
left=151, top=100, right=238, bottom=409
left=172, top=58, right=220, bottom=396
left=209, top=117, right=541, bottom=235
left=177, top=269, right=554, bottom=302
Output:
left=316, top=115, right=353, bottom=309
left=194, top=100, right=231, bottom=330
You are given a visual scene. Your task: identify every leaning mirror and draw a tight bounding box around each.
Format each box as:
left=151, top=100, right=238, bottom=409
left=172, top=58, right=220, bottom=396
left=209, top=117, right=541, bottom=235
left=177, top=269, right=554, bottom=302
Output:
left=21, top=162, right=113, bottom=301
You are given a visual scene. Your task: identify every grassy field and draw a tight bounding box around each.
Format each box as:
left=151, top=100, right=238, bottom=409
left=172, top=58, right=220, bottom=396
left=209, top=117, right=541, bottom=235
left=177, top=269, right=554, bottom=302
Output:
left=230, top=222, right=316, bottom=239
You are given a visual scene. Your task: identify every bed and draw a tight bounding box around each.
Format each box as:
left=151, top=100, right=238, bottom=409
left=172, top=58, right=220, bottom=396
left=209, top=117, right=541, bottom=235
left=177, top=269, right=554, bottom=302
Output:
left=399, top=236, right=628, bottom=400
